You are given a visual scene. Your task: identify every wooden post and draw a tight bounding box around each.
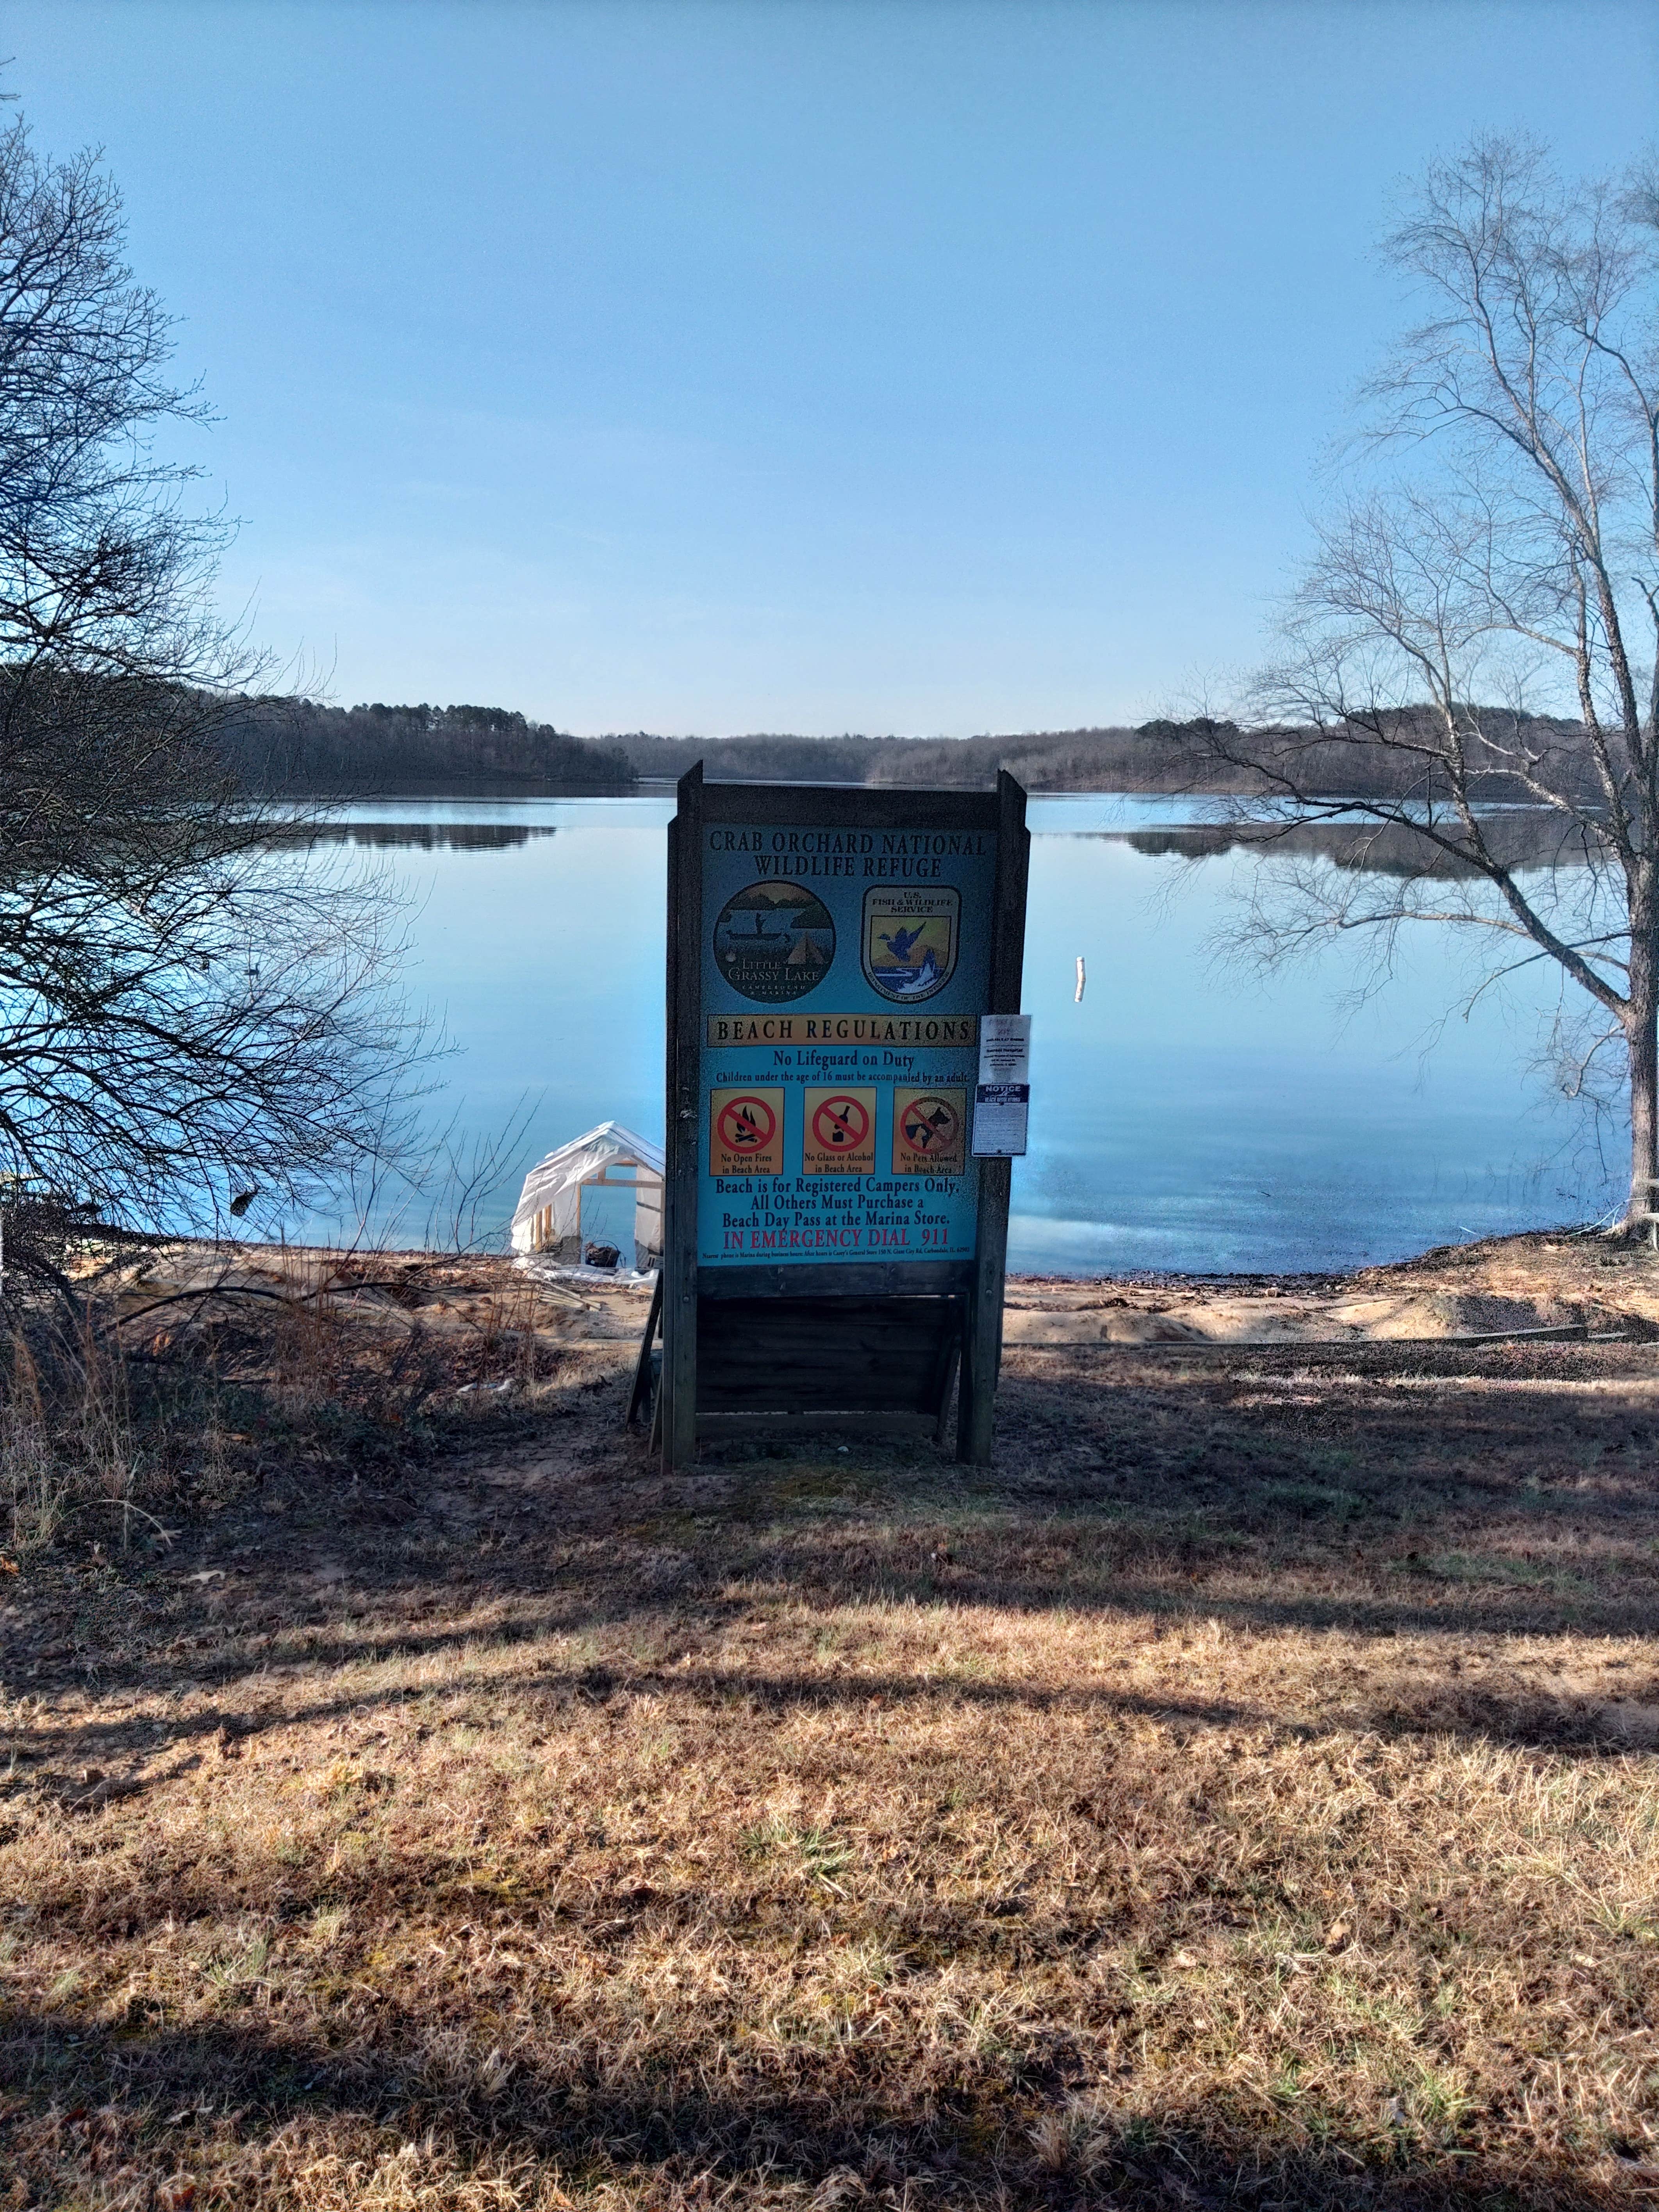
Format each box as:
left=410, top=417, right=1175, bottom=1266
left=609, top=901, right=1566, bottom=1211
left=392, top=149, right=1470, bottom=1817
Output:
left=661, top=765, right=704, bottom=1472
left=957, top=769, right=1030, bottom=1465
left=625, top=1269, right=665, bottom=1430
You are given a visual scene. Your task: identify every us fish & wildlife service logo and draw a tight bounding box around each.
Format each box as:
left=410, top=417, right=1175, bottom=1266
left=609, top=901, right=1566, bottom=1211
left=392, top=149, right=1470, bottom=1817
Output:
left=861, top=887, right=959, bottom=1003
left=712, top=881, right=835, bottom=1003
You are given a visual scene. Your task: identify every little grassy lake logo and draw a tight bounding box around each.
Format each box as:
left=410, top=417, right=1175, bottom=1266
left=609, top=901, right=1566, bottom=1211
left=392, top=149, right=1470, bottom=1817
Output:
left=712, top=881, right=836, bottom=1003
left=862, top=887, right=959, bottom=1002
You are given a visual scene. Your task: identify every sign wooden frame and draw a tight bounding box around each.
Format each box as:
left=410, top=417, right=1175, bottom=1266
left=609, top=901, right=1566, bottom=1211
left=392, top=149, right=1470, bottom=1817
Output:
left=658, top=765, right=1029, bottom=1470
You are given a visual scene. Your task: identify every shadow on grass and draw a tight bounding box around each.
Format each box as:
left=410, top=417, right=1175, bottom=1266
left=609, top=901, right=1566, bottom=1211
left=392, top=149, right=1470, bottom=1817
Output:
left=9, top=1638, right=1655, bottom=1814
left=0, top=2005, right=1639, bottom=2210
left=9, top=1335, right=1659, bottom=1796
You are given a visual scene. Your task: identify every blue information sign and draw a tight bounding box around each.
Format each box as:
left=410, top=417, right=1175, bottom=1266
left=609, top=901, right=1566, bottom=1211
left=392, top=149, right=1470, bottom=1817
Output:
left=697, top=822, right=996, bottom=1267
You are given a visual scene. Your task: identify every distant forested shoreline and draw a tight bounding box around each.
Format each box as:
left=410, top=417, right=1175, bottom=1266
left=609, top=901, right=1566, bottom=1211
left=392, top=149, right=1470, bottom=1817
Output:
left=214, top=697, right=1223, bottom=795
left=215, top=698, right=636, bottom=792
left=214, top=695, right=1586, bottom=803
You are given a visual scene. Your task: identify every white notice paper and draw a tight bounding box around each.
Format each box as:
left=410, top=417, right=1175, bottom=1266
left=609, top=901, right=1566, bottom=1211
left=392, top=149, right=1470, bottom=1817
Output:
left=972, top=1013, right=1031, bottom=1157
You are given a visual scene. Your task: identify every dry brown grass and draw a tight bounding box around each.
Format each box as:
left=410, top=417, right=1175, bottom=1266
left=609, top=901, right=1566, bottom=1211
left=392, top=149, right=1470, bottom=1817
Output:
left=2, top=1241, right=604, bottom=1565
left=5, top=1235, right=1659, bottom=2206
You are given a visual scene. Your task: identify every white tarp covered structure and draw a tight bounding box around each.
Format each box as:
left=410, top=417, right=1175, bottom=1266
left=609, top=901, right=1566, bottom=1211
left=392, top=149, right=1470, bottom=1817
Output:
left=510, top=1122, right=664, bottom=1270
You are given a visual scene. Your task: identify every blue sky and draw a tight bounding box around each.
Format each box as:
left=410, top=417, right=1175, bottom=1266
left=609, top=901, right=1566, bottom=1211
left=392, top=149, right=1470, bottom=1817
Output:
left=11, top=1, right=1657, bottom=735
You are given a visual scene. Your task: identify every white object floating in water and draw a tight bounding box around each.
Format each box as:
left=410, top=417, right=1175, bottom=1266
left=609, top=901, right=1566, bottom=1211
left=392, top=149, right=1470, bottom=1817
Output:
left=1075, top=955, right=1086, bottom=1004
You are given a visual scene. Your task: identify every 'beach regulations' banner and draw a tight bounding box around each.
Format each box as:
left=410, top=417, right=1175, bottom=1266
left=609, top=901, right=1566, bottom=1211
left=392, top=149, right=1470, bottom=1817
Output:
left=698, top=824, right=995, bottom=1265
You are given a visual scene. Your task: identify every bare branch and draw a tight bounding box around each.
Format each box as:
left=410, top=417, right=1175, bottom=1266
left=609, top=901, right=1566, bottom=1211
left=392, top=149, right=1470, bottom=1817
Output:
left=1197, top=134, right=1659, bottom=1222
left=0, top=109, right=423, bottom=1292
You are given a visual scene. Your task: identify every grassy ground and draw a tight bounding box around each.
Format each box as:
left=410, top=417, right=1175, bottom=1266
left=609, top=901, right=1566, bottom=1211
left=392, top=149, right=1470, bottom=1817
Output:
left=5, top=1245, right=1659, bottom=2207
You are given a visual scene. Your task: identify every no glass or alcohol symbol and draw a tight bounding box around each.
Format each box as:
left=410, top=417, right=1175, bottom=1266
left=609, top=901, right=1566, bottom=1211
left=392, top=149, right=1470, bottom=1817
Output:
left=801, top=1086, right=877, bottom=1176
left=812, top=1093, right=869, bottom=1152
left=709, top=1086, right=785, bottom=1177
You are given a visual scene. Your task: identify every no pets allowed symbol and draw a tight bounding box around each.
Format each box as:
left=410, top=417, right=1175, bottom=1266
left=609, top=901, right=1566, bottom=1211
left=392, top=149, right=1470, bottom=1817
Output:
left=892, top=1086, right=966, bottom=1176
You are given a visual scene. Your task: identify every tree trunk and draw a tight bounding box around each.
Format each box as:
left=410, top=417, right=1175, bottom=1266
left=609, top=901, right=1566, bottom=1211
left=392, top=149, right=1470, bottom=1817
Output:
left=1627, top=878, right=1659, bottom=1231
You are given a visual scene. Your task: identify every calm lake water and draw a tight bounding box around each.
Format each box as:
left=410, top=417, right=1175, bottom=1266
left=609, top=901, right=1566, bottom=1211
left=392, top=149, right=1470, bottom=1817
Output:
left=294, top=790, right=1622, bottom=1275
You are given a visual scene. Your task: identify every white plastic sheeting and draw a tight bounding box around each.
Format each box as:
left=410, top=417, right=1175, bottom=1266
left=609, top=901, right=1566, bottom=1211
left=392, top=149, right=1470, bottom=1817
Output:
left=509, top=1122, right=664, bottom=1270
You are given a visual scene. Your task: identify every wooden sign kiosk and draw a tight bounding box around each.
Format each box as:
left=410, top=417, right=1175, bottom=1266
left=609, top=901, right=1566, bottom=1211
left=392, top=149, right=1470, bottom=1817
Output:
left=656, top=765, right=1029, bottom=1471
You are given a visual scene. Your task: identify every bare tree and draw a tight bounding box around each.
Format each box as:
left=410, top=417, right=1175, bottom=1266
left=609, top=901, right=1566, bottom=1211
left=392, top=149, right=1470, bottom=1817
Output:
left=1192, top=137, right=1659, bottom=1225
left=0, top=110, right=416, bottom=1289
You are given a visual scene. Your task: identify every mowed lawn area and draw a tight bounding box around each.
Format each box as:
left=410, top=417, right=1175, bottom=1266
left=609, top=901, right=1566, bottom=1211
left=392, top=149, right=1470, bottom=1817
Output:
left=5, top=1302, right=1659, bottom=2209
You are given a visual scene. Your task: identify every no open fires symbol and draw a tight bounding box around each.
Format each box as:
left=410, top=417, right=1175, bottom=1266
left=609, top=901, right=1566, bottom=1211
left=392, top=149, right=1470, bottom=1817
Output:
left=709, top=1085, right=785, bottom=1176
left=717, top=1094, right=776, bottom=1155
left=811, top=1093, right=870, bottom=1152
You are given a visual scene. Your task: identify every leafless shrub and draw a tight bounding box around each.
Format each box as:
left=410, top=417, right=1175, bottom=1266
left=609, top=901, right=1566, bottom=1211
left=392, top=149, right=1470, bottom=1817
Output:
left=0, top=1318, right=155, bottom=1554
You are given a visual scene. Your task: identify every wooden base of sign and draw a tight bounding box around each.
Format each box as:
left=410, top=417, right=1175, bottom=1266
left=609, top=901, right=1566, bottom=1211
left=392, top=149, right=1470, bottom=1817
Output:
left=697, top=1291, right=963, bottom=1436
left=697, top=1409, right=946, bottom=1442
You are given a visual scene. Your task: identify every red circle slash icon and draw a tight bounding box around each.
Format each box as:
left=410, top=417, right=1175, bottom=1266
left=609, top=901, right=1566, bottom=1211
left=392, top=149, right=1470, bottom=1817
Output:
left=812, top=1093, right=870, bottom=1151
left=717, top=1094, right=777, bottom=1153
left=899, top=1094, right=961, bottom=1156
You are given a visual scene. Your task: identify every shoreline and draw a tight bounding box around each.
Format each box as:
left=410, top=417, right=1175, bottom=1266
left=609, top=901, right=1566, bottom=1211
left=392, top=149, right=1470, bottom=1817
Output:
left=88, top=1221, right=1655, bottom=1359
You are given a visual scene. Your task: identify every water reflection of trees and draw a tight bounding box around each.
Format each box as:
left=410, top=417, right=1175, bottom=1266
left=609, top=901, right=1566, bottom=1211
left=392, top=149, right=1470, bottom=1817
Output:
left=301, top=823, right=562, bottom=851
left=310, top=811, right=1590, bottom=868
left=1120, top=811, right=1588, bottom=880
